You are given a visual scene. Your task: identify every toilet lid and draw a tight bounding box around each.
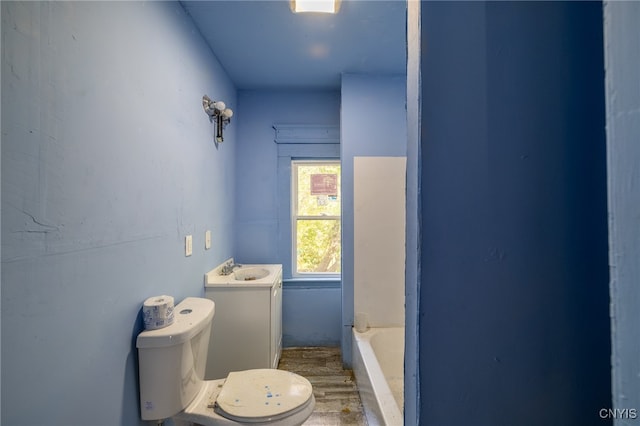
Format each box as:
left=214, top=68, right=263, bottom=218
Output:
left=214, top=369, right=313, bottom=423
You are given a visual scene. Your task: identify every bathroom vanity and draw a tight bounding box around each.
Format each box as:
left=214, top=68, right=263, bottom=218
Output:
left=204, top=263, right=283, bottom=380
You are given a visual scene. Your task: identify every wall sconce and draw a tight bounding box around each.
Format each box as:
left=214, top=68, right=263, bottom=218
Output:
left=202, top=95, right=233, bottom=143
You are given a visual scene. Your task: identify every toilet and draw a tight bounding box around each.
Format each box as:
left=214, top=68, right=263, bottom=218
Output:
left=136, top=297, right=315, bottom=425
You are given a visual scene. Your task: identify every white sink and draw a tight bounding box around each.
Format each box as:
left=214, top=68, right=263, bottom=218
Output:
left=233, top=267, right=270, bottom=281
left=205, top=261, right=281, bottom=287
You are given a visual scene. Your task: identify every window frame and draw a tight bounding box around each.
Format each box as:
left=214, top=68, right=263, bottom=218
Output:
left=274, top=123, right=340, bottom=284
left=291, top=159, right=341, bottom=278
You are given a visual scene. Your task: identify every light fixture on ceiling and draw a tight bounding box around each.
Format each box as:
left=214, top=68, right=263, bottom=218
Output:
left=290, top=0, right=341, bottom=14
left=202, top=95, right=233, bottom=144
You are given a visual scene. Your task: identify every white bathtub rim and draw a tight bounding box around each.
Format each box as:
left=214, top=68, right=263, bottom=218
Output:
left=352, top=327, right=404, bottom=426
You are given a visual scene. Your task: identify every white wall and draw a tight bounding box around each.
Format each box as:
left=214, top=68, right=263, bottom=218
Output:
left=354, top=157, right=406, bottom=328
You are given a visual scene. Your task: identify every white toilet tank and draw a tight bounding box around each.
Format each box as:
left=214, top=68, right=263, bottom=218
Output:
left=136, top=297, right=215, bottom=421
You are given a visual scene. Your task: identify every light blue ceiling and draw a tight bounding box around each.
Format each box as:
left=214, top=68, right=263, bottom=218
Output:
left=181, top=0, right=407, bottom=90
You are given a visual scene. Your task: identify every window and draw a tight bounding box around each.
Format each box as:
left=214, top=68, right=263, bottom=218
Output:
left=292, top=160, right=341, bottom=276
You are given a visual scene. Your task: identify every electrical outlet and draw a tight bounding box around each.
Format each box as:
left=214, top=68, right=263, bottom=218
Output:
left=185, top=235, right=193, bottom=256
left=205, top=230, right=212, bottom=250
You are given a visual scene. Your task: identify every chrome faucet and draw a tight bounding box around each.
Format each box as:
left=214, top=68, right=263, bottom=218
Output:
left=219, top=261, right=242, bottom=276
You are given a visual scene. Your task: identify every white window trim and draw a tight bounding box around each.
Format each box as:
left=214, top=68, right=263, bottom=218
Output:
left=291, top=160, right=341, bottom=278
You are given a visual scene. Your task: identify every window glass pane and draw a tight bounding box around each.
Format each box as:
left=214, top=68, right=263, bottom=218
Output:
left=296, top=163, right=341, bottom=217
left=296, top=219, right=341, bottom=273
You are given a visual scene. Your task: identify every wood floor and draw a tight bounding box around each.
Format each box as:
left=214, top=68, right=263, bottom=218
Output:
left=278, top=347, right=368, bottom=426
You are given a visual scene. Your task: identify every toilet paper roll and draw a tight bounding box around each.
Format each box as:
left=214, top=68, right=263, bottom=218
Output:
left=143, top=295, right=175, bottom=330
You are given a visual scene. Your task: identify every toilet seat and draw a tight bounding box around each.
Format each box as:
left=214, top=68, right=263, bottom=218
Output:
left=215, top=369, right=313, bottom=422
left=175, top=369, right=315, bottom=426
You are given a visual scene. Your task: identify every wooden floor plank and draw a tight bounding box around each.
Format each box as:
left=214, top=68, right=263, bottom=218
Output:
left=278, top=347, right=367, bottom=426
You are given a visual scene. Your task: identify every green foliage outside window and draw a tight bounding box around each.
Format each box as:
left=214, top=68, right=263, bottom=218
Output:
left=294, top=162, right=341, bottom=274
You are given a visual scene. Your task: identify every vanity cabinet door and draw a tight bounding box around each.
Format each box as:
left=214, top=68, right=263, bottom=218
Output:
left=204, top=287, right=271, bottom=380
left=270, top=273, right=283, bottom=368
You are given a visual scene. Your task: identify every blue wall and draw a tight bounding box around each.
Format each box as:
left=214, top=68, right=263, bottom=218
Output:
left=234, top=90, right=342, bottom=347
left=603, top=1, right=640, bottom=422
left=234, top=90, right=340, bottom=265
left=405, top=2, right=421, bottom=423
left=1, top=2, right=236, bottom=425
left=418, top=2, right=611, bottom=424
left=6, top=2, right=632, bottom=425
left=340, top=73, right=407, bottom=363
left=234, top=80, right=408, bottom=350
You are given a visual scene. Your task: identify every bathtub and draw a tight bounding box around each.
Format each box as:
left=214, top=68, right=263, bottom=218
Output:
left=352, top=327, right=404, bottom=425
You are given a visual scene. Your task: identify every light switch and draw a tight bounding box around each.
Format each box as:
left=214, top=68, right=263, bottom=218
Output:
left=185, top=235, right=193, bottom=256
left=205, top=230, right=212, bottom=250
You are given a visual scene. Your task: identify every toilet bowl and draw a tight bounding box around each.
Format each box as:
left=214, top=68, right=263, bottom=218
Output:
left=136, top=297, right=315, bottom=425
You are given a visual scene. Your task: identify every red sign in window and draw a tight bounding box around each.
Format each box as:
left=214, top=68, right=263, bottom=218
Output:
left=310, top=174, right=338, bottom=196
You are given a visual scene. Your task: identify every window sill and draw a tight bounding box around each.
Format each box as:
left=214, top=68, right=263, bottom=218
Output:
left=283, top=277, right=341, bottom=289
